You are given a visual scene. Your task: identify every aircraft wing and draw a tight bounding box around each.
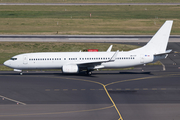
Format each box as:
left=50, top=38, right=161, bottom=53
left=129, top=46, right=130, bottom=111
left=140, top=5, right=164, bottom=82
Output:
left=70, top=50, right=119, bottom=68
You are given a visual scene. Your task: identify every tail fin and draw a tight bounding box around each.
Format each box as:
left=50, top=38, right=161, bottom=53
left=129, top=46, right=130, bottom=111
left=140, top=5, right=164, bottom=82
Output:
left=146, top=20, right=173, bottom=54
left=131, top=20, right=173, bottom=54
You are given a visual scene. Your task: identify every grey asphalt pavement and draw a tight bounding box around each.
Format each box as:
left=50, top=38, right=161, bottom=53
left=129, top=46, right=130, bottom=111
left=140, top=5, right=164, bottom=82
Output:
left=1, top=3, right=180, bottom=6
left=0, top=65, right=180, bottom=120
left=0, top=35, right=179, bottom=42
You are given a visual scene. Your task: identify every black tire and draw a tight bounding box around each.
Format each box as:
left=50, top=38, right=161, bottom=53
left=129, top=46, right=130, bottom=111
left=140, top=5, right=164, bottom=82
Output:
left=87, top=71, right=92, bottom=76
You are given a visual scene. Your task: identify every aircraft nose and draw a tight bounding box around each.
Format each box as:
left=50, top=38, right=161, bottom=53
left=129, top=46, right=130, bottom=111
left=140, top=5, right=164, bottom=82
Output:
left=3, top=60, right=10, bottom=66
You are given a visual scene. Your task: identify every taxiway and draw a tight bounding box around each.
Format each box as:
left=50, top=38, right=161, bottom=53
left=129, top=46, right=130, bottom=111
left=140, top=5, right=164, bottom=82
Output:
left=0, top=65, right=180, bottom=120
left=0, top=40, right=180, bottom=120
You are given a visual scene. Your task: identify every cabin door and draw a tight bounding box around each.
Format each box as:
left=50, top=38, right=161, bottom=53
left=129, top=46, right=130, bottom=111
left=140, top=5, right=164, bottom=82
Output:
left=23, top=55, right=28, bottom=64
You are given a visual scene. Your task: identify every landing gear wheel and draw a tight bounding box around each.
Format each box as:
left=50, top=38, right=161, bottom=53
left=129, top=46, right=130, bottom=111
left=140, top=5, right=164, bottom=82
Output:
left=87, top=71, right=92, bottom=76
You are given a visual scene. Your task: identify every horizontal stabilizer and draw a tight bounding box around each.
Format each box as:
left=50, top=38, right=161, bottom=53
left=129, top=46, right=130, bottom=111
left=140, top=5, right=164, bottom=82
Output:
left=154, top=49, right=172, bottom=56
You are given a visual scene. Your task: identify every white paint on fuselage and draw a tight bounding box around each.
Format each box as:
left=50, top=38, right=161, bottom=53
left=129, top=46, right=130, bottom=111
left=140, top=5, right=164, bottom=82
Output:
left=4, top=51, right=153, bottom=70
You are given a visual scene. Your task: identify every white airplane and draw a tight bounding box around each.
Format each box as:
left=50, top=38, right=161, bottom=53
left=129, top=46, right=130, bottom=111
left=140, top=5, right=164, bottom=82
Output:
left=4, top=20, right=173, bottom=75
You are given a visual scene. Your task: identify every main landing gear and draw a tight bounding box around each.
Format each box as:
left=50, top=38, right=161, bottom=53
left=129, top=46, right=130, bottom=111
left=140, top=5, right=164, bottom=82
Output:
left=86, top=71, right=92, bottom=76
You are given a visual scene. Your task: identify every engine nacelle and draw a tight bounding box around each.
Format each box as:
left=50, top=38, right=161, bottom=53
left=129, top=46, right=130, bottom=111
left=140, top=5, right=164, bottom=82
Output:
left=62, top=64, right=79, bottom=73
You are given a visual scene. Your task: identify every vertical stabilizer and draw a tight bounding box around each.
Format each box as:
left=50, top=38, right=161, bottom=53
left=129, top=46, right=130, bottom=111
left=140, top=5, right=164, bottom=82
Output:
left=146, top=20, right=173, bottom=54
left=130, top=20, right=173, bottom=54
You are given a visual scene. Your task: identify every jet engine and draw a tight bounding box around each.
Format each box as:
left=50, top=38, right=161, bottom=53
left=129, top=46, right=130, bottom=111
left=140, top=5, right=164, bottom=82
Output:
left=62, top=64, right=79, bottom=73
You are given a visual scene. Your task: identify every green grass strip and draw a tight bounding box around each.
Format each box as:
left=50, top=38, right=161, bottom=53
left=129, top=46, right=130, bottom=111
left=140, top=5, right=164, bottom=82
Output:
left=1, top=0, right=180, bottom=3
left=0, top=5, right=180, bottom=35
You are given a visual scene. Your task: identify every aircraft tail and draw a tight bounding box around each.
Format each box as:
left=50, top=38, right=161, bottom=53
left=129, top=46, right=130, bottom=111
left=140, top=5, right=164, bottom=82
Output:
left=131, top=20, right=173, bottom=54
left=146, top=20, right=173, bottom=54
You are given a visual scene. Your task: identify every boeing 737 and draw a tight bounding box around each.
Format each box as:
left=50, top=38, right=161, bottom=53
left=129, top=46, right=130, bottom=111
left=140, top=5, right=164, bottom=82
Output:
left=4, top=20, right=173, bottom=75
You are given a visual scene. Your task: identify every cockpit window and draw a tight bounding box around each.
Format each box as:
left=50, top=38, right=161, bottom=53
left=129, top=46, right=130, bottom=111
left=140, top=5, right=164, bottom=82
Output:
left=10, top=58, right=17, bottom=60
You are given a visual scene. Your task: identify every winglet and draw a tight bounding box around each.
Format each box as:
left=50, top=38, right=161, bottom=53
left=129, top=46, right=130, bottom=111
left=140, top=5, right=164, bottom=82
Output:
left=109, top=50, right=119, bottom=61
left=107, top=45, right=113, bottom=52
